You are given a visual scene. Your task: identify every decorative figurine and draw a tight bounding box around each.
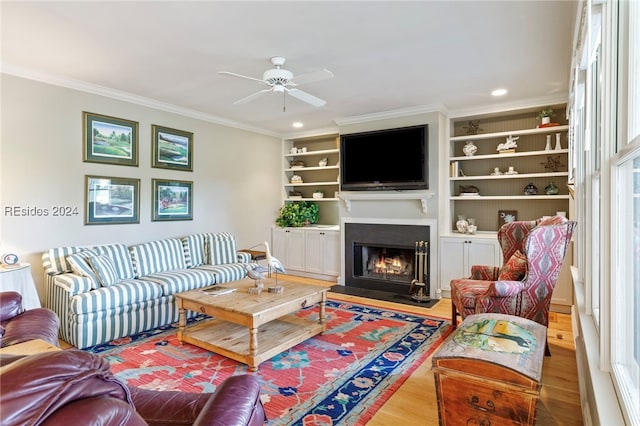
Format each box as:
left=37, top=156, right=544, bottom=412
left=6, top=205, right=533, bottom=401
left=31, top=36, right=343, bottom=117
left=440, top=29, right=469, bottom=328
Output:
left=497, top=135, right=519, bottom=152
left=463, top=120, right=483, bottom=135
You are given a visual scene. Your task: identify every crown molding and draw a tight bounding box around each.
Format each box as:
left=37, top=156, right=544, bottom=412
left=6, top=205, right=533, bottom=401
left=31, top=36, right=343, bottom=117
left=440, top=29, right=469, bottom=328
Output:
left=334, top=104, right=448, bottom=126
left=1, top=63, right=281, bottom=138
left=447, top=94, right=569, bottom=119
left=280, top=126, right=340, bottom=141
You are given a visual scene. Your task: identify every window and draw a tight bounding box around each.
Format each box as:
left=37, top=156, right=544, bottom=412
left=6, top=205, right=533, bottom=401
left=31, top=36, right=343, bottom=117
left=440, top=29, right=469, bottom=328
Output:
left=610, top=0, right=640, bottom=422
left=571, top=0, right=640, bottom=422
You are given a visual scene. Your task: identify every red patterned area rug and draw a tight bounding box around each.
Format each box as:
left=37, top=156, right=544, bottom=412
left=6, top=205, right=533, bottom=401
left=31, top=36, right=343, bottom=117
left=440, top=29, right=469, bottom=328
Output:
left=86, top=299, right=451, bottom=426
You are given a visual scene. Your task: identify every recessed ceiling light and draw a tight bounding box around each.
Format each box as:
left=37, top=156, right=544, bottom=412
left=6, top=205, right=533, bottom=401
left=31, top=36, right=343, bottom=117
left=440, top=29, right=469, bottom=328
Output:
left=292, top=122, right=304, bottom=128
left=491, top=88, right=508, bottom=97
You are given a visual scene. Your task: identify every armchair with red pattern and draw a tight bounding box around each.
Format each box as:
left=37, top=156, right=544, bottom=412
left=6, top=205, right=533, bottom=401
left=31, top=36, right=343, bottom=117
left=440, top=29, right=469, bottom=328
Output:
left=450, top=216, right=576, bottom=334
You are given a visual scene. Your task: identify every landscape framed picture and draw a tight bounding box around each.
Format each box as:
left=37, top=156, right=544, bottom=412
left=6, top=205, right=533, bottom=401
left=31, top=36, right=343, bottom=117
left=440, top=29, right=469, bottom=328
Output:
left=152, top=179, right=193, bottom=221
left=151, top=125, right=193, bottom=171
left=498, top=210, right=518, bottom=227
left=83, top=112, right=139, bottom=166
left=85, top=175, right=140, bottom=225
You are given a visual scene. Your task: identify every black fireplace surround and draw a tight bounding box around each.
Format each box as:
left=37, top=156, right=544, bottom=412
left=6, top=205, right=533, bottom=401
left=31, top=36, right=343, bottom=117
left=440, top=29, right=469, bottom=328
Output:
left=344, top=223, right=430, bottom=295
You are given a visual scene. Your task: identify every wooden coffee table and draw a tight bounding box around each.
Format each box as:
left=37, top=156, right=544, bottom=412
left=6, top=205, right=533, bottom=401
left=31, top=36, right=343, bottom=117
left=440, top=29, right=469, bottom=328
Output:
left=176, top=277, right=327, bottom=371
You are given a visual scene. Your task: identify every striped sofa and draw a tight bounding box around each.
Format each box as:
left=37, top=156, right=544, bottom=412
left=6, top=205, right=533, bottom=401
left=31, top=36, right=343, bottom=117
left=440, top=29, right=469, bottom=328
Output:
left=42, top=232, right=253, bottom=349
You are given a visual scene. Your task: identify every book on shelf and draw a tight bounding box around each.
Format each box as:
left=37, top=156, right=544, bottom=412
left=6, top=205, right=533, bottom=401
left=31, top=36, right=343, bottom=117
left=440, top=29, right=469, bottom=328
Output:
left=450, top=161, right=460, bottom=178
left=460, top=192, right=480, bottom=197
left=498, top=149, right=516, bottom=154
left=201, top=286, right=237, bottom=296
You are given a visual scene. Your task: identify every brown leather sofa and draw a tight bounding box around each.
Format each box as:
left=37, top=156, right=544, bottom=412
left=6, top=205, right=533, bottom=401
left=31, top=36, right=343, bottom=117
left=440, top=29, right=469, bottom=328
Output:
left=0, top=291, right=60, bottom=347
left=0, top=349, right=267, bottom=426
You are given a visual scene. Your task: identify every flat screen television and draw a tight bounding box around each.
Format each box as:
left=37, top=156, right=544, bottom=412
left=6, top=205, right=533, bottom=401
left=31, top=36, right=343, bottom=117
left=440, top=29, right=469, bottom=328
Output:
left=340, top=124, right=428, bottom=191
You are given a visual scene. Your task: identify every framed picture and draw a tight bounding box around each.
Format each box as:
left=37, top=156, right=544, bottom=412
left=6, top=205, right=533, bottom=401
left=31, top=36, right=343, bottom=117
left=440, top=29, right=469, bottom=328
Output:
left=152, top=179, right=193, bottom=221
left=151, top=125, right=193, bottom=171
left=83, top=112, right=138, bottom=166
left=85, top=175, right=140, bottom=225
left=498, top=210, right=518, bottom=227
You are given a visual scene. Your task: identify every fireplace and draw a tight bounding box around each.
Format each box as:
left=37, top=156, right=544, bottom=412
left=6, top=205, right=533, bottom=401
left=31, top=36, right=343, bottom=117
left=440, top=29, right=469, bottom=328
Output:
left=345, top=223, right=430, bottom=294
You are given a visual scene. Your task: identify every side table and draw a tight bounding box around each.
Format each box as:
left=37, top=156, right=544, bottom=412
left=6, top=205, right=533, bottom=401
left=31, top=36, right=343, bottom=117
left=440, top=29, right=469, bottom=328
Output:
left=0, top=263, right=41, bottom=309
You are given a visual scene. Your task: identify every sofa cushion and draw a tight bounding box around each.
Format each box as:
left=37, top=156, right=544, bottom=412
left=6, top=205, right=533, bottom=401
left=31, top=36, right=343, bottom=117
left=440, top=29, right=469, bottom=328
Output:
left=87, top=255, right=120, bottom=287
left=207, top=233, right=238, bottom=265
left=93, top=244, right=136, bottom=280
left=43, top=246, right=84, bottom=275
left=52, top=274, right=95, bottom=295
left=141, top=269, right=217, bottom=295
left=182, top=233, right=210, bottom=268
left=66, top=250, right=100, bottom=289
left=130, top=239, right=187, bottom=277
left=197, top=263, right=249, bottom=284
left=69, top=280, right=163, bottom=315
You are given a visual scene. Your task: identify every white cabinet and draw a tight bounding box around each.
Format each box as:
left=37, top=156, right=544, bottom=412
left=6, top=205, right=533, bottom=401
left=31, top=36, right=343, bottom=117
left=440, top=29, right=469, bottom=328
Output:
left=271, top=227, right=305, bottom=271
left=439, top=235, right=501, bottom=294
left=305, top=229, right=340, bottom=277
left=271, top=227, right=339, bottom=280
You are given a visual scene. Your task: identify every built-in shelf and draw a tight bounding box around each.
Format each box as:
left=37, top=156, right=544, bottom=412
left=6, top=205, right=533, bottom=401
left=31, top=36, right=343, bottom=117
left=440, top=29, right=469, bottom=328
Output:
left=451, top=149, right=569, bottom=161
left=338, top=191, right=435, bottom=214
left=450, top=195, right=570, bottom=200
left=452, top=172, right=568, bottom=181
left=284, top=148, right=339, bottom=157
left=286, top=198, right=339, bottom=201
left=284, top=181, right=339, bottom=187
left=450, top=125, right=569, bottom=142
left=284, top=165, right=340, bottom=172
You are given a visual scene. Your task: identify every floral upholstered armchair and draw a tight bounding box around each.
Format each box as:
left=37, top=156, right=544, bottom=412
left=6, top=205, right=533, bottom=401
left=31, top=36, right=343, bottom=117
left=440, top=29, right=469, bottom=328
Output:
left=450, top=216, right=576, bottom=336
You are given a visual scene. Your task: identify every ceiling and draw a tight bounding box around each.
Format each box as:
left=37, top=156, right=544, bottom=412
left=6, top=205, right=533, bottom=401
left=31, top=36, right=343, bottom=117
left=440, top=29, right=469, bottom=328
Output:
left=1, top=1, right=577, bottom=137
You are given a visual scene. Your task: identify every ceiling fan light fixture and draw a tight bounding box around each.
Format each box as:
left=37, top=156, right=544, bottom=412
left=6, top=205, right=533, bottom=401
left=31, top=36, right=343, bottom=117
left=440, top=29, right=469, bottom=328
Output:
left=263, top=68, right=293, bottom=85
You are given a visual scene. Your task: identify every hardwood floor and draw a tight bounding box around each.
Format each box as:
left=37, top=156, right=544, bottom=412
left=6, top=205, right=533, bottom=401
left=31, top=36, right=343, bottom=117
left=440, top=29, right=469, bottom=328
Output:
left=308, top=279, right=584, bottom=425
left=61, top=277, right=583, bottom=425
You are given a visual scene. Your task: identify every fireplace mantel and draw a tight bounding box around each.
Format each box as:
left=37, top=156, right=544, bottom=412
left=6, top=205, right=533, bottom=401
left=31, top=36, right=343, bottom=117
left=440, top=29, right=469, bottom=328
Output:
left=338, top=191, right=435, bottom=214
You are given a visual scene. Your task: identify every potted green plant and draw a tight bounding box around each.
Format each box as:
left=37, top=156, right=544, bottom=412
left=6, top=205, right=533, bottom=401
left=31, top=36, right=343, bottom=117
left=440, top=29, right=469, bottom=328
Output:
left=275, top=201, right=319, bottom=227
left=537, top=108, right=555, bottom=125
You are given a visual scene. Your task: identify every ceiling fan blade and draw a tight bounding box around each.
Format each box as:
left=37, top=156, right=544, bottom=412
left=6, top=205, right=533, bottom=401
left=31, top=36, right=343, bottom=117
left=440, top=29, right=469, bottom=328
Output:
left=290, top=69, right=334, bottom=86
left=233, top=88, right=273, bottom=105
left=218, top=71, right=266, bottom=84
left=286, top=88, right=326, bottom=107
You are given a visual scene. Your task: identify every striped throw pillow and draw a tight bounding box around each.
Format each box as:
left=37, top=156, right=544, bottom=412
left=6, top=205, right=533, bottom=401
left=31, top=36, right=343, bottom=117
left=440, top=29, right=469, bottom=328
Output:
left=66, top=250, right=100, bottom=288
left=87, top=254, right=120, bottom=287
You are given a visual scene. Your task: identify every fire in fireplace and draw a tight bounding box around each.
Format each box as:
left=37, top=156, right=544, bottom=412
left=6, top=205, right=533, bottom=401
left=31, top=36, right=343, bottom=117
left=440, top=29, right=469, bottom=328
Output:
left=359, top=245, right=414, bottom=283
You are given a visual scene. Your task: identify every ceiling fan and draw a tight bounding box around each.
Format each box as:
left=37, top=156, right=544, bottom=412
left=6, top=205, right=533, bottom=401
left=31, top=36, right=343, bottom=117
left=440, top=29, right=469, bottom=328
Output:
left=219, top=57, right=333, bottom=109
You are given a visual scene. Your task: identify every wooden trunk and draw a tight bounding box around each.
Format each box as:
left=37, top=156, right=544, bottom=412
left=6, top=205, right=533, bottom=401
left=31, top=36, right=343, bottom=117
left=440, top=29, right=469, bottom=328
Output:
left=432, top=313, right=547, bottom=425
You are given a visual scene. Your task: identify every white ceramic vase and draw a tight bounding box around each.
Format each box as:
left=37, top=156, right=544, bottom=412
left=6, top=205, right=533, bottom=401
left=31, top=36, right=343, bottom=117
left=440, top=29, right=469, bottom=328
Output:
left=545, top=135, right=552, bottom=151
left=456, top=216, right=469, bottom=233
left=555, top=133, right=562, bottom=150
left=462, top=141, right=477, bottom=156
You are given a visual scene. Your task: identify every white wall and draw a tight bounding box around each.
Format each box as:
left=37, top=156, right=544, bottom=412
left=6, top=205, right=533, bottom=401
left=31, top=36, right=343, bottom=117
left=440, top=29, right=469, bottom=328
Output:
left=0, top=74, right=282, bottom=296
